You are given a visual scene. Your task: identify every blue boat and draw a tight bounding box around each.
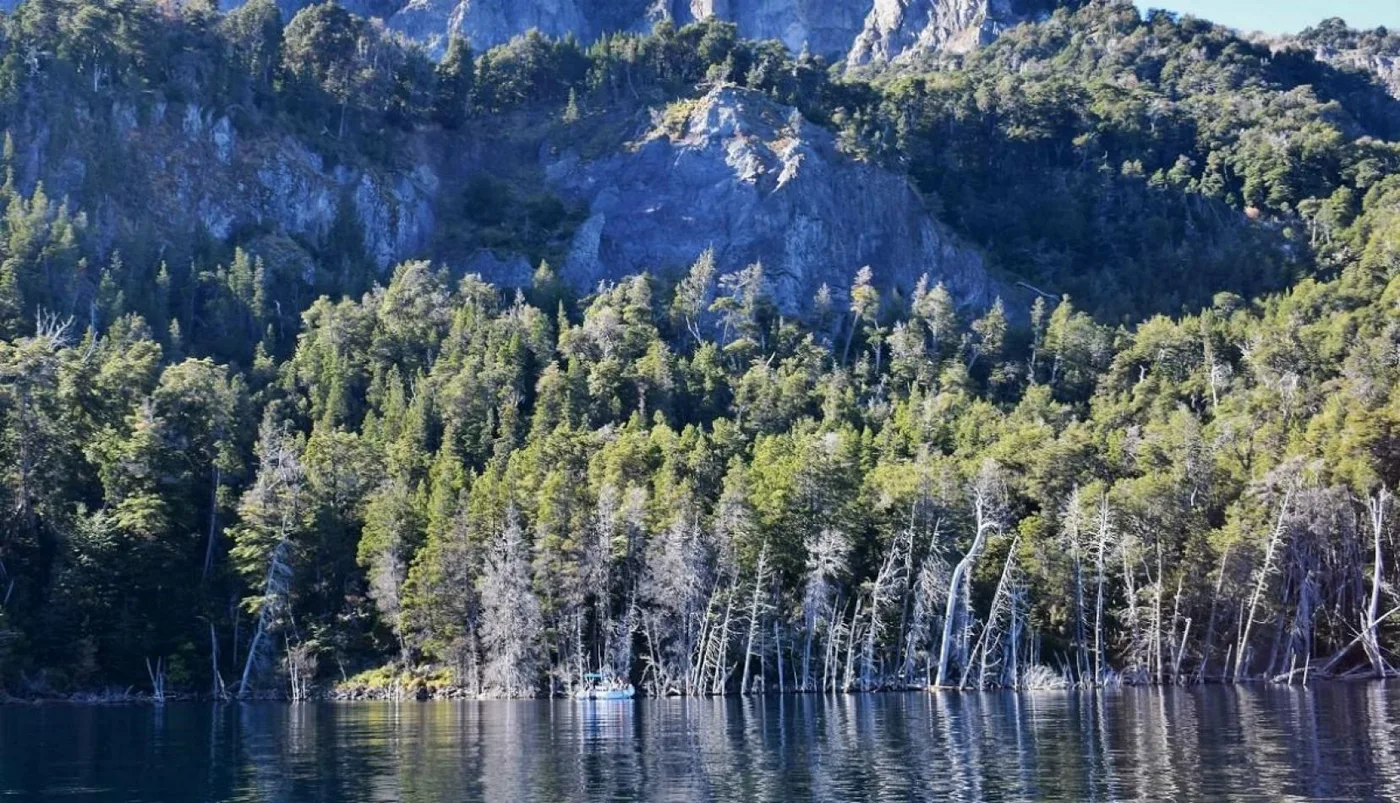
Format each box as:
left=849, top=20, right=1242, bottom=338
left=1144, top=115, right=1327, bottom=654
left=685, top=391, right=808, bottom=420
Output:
left=575, top=672, right=636, bottom=700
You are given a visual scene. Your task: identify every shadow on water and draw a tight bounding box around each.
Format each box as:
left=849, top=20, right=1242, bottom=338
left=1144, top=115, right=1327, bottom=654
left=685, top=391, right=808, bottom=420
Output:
left=5, top=683, right=1400, bottom=801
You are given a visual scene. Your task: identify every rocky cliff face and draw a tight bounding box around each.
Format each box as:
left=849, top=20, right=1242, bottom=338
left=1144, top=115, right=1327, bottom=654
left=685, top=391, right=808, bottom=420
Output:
left=1313, top=47, right=1400, bottom=99
left=1284, top=21, right=1400, bottom=101
left=10, top=86, right=989, bottom=319
left=8, top=98, right=437, bottom=274
left=846, top=0, right=1034, bottom=64
left=378, top=0, right=653, bottom=55
left=665, top=0, right=878, bottom=60
left=266, top=0, right=1051, bottom=63
left=544, top=86, right=992, bottom=313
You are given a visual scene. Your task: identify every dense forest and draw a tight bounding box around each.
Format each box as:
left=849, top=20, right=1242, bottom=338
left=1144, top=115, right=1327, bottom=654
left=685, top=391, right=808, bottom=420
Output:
left=1, top=0, right=1399, bottom=699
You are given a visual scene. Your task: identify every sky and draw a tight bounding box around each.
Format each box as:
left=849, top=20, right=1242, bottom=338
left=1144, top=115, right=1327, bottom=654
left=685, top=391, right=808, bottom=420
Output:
left=1133, top=1, right=1397, bottom=35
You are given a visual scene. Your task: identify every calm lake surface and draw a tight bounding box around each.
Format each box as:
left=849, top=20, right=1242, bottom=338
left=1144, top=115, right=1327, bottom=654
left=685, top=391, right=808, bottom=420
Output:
left=4, top=684, right=1400, bottom=802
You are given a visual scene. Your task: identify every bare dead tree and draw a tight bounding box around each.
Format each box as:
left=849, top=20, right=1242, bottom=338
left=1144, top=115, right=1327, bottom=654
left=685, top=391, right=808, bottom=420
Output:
left=479, top=508, right=544, bottom=698
left=699, top=580, right=738, bottom=695
left=1092, top=493, right=1113, bottom=686
left=861, top=524, right=912, bottom=690
left=906, top=530, right=950, bottom=686
left=146, top=657, right=166, bottom=704
left=238, top=539, right=293, bottom=697
left=1150, top=544, right=1164, bottom=683
left=1236, top=489, right=1293, bottom=680
left=33, top=309, right=73, bottom=346
left=0, top=559, right=12, bottom=610
left=1197, top=542, right=1234, bottom=683
left=583, top=486, right=616, bottom=681
left=841, top=597, right=863, bottom=692
left=237, top=423, right=305, bottom=698
left=284, top=638, right=319, bottom=702
left=1118, top=529, right=1145, bottom=681
left=1061, top=487, right=1090, bottom=683
left=1168, top=576, right=1190, bottom=682
left=802, top=527, right=851, bottom=691
left=207, top=620, right=229, bottom=701
left=961, top=534, right=1021, bottom=689
left=936, top=460, right=1004, bottom=687
left=741, top=541, right=772, bottom=693
left=1362, top=487, right=1394, bottom=677
left=640, top=513, right=710, bottom=696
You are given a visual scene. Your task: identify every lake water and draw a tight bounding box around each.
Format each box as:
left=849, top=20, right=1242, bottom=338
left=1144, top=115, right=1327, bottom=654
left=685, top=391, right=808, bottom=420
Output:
left=4, top=684, right=1400, bottom=801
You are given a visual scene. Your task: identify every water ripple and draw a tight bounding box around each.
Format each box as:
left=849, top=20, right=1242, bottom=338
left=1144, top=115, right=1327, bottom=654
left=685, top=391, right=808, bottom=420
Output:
left=4, top=683, right=1400, bottom=802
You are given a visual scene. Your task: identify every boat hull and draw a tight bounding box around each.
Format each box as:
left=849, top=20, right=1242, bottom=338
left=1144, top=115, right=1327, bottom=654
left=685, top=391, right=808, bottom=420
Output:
left=574, top=687, right=636, bottom=700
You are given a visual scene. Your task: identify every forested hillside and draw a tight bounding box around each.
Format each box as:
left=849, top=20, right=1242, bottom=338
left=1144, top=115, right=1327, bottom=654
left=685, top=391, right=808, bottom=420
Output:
left=0, top=0, right=1399, bottom=699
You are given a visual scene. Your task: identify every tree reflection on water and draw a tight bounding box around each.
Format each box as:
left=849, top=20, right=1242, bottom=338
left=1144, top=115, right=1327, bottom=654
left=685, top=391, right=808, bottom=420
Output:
left=4, top=683, right=1400, bottom=801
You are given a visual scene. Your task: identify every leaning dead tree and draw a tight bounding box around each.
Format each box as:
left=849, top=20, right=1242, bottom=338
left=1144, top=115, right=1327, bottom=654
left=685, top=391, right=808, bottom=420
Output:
left=236, top=424, right=306, bottom=698
left=936, top=460, right=1004, bottom=688
left=237, top=534, right=294, bottom=696
left=740, top=541, right=772, bottom=693
left=1235, top=488, right=1293, bottom=680
left=961, top=534, right=1023, bottom=689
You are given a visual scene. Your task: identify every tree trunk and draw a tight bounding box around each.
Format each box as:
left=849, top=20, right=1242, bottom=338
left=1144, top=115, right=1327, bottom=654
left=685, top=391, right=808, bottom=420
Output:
left=1363, top=488, right=1390, bottom=676
left=202, top=464, right=221, bottom=582
left=937, top=483, right=998, bottom=687
left=1236, top=491, right=1292, bottom=680
left=741, top=544, right=770, bottom=693
left=1093, top=494, right=1111, bottom=685
left=774, top=620, right=784, bottom=695
left=1197, top=544, right=1232, bottom=683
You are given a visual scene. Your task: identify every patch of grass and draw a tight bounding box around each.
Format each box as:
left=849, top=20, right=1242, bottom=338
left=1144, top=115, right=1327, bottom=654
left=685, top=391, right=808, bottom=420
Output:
left=341, top=664, right=402, bottom=690
left=658, top=98, right=701, bottom=139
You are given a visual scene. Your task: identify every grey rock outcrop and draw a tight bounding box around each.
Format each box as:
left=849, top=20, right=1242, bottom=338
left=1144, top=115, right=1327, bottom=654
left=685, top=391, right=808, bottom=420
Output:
left=846, top=0, right=1036, bottom=65
left=545, top=85, right=992, bottom=314
left=1279, top=20, right=1400, bottom=101
left=1313, top=47, right=1400, bottom=99
left=385, top=0, right=646, bottom=55
left=9, top=86, right=992, bottom=316
left=661, top=0, right=878, bottom=59
left=10, top=99, right=436, bottom=272
left=263, top=0, right=1050, bottom=63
